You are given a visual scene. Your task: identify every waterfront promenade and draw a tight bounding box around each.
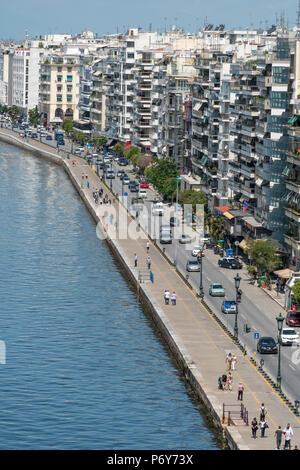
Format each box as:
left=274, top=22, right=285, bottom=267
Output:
left=1, top=129, right=300, bottom=450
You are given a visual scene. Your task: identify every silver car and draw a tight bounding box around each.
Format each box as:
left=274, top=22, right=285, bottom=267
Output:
left=186, top=260, right=200, bottom=272
left=221, top=300, right=237, bottom=314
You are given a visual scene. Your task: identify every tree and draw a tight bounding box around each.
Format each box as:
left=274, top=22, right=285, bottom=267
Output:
left=124, top=146, right=141, bottom=167
left=62, top=118, right=74, bottom=135
left=208, top=216, right=225, bottom=242
left=136, top=154, right=153, bottom=174
left=145, top=158, right=178, bottom=199
left=7, top=105, right=20, bottom=122
left=178, top=189, right=208, bottom=212
left=292, top=281, right=300, bottom=306
left=245, top=239, right=282, bottom=277
left=28, top=106, right=41, bottom=126
left=114, top=142, right=125, bottom=156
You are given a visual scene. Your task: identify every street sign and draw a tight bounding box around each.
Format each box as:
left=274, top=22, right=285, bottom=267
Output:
left=254, top=332, right=259, bottom=340
left=225, top=301, right=232, bottom=309
left=123, top=192, right=128, bottom=197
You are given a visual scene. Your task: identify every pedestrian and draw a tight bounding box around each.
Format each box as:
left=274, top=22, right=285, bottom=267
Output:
left=218, top=376, right=223, bottom=390
left=227, top=372, right=233, bottom=391
left=164, top=289, right=170, bottom=305
left=146, top=241, right=150, bottom=253
left=251, top=417, right=258, bottom=439
left=231, top=354, right=237, bottom=370
left=134, top=253, right=138, bottom=267
left=274, top=426, right=283, bottom=450
left=221, top=373, right=227, bottom=391
left=237, top=382, right=244, bottom=401
left=283, top=423, right=293, bottom=450
left=226, top=353, right=232, bottom=371
left=259, top=403, right=267, bottom=421
left=146, top=256, right=151, bottom=270
left=171, top=291, right=177, bottom=306
left=259, top=417, right=268, bottom=438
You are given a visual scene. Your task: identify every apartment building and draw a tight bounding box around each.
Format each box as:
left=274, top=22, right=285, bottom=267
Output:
left=39, top=54, right=80, bottom=125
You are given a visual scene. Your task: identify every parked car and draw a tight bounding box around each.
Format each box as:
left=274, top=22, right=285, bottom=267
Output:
left=186, top=260, right=200, bottom=272
left=159, top=231, right=172, bottom=244
left=152, top=202, right=164, bottom=216
left=218, top=258, right=242, bottom=269
left=140, top=179, right=149, bottom=188
left=209, top=283, right=225, bottom=297
left=286, top=311, right=300, bottom=327
left=129, top=182, right=139, bottom=192
left=118, top=158, right=128, bottom=166
left=179, top=234, right=192, bottom=244
left=221, top=300, right=237, bottom=314
left=75, top=147, right=84, bottom=154
left=122, top=175, right=130, bottom=185
left=138, top=189, right=147, bottom=198
left=160, top=224, right=171, bottom=234
left=46, top=135, right=53, bottom=140
left=31, top=133, right=38, bottom=138
left=117, top=170, right=125, bottom=177
left=279, top=328, right=299, bottom=346
left=257, top=337, right=278, bottom=354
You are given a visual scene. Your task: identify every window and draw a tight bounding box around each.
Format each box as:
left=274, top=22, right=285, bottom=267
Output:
left=67, top=95, right=72, bottom=102
left=67, top=67, right=72, bottom=72
left=57, top=95, right=62, bottom=102
left=57, top=67, right=62, bottom=72
left=67, top=85, right=72, bottom=92
left=57, top=75, right=62, bottom=82
left=57, top=86, right=62, bottom=92
left=67, top=75, right=72, bottom=82
left=127, top=53, right=134, bottom=59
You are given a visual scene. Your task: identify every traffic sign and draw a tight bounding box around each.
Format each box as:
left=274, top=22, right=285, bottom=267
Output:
left=123, top=192, right=128, bottom=196
left=254, top=332, right=259, bottom=340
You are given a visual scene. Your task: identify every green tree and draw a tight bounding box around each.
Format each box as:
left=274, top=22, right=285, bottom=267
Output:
left=7, top=105, right=20, bottom=122
left=62, top=118, right=74, bottom=135
left=28, top=106, right=40, bottom=126
left=114, top=142, right=125, bottom=156
left=145, top=158, right=178, bottom=199
left=178, top=189, right=208, bottom=212
left=245, top=239, right=282, bottom=277
left=292, top=281, right=300, bottom=305
left=136, top=153, right=153, bottom=174
left=208, top=216, right=225, bottom=242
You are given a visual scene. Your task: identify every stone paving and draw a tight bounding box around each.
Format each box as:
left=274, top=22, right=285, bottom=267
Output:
left=2, top=128, right=300, bottom=450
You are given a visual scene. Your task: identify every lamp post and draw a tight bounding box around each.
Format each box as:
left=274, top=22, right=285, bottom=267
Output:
left=234, top=272, right=241, bottom=340
left=198, top=252, right=204, bottom=299
left=174, top=175, right=181, bottom=268
left=276, top=312, right=284, bottom=392
left=110, top=159, right=113, bottom=191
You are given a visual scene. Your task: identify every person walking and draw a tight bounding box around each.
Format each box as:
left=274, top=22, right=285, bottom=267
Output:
left=146, top=256, right=151, bottom=270
left=227, top=372, right=233, bottom=391
left=283, top=423, right=293, bottom=450
left=171, top=291, right=177, bottom=306
left=221, top=373, right=227, bottom=391
left=237, top=382, right=244, bottom=401
left=226, top=353, right=232, bottom=371
left=259, top=417, right=268, bottom=438
left=251, top=417, right=258, bottom=439
left=164, top=289, right=170, bottom=305
left=274, top=426, right=283, bottom=450
left=146, top=241, right=150, bottom=253
left=259, top=403, right=267, bottom=421
left=134, top=253, right=138, bottom=268
left=231, top=354, right=237, bottom=370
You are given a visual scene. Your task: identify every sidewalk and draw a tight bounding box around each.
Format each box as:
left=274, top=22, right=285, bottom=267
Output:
left=2, top=129, right=300, bottom=450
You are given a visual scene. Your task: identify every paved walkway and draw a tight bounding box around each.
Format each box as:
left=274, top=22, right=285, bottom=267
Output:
left=1, top=129, right=300, bottom=450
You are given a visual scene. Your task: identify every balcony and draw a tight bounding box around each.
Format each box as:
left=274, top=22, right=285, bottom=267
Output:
left=284, top=234, right=300, bottom=251
left=286, top=180, right=300, bottom=195
left=285, top=208, right=300, bottom=223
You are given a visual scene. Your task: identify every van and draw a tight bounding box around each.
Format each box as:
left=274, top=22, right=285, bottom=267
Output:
left=160, top=231, right=172, bottom=244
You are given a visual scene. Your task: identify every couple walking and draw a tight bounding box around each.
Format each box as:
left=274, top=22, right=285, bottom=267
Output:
left=164, top=290, right=176, bottom=305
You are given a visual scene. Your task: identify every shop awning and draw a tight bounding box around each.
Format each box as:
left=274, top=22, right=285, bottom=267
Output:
left=216, top=206, right=231, bottom=213
left=193, top=102, right=201, bottom=112
left=274, top=268, right=293, bottom=279
left=223, top=211, right=234, bottom=220
left=200, top=156, right=208, bottom=166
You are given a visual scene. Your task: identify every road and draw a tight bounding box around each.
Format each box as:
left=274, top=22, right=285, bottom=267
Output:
left=5, top=125, right=300, bottom=405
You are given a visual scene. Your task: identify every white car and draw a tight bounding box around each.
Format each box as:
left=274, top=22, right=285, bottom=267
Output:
left=280, top=328, right=299, bottom=346
left=138, top=189, right=147, bottom=199
left=75, top=147, right=84, bottom=154
left=103, top=155, right=111, bottom=163
left=152, top=202, right=164, bottom=216
left=191, top=245, right=204, bottom=257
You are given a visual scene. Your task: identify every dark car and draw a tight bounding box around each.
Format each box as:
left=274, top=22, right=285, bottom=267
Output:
left=118, top=158, right=128, bottom=166
left=31, top=132, right=38, bottom=138
left=58, top=140, right=65, bottom=145
left=129, top=182, right=139, bottom=192
left=218, top=258, right=242, bottom=269
left=46, top=135, right=53, bottom=140
left=286, top=311, right=300, bottom=327
left=257, top=337, right=278, bottom=354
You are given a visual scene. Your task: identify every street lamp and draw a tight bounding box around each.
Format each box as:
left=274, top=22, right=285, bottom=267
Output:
left=174, top=175, right=181, bottom=268
left=234, top=272, right=241, bottom=340
left=276, top=312, right=284, bottom=392
left=198, top=252, right=204, bottom=300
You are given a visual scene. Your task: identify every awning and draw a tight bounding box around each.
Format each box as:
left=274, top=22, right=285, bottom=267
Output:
left=125, top=141, right=131, bottom=150
left=243, top=216, right=263, bottom=229
left=200, top=156, right=208, bottom=166
left=216, top=206, right=231, bottom=213
left=51, top=117, right=63, bottom=123
left=223, top=211, right=234, bottom=220
left=283, top=165, right=292, bottom=177
left=274, top=268, right=293, bottom=279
